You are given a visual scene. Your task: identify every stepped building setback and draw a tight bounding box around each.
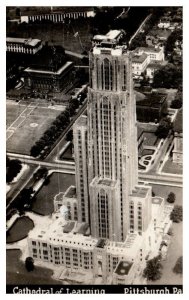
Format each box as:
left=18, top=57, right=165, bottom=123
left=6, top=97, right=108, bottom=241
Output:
left=27, top=42, right=172, bottom=284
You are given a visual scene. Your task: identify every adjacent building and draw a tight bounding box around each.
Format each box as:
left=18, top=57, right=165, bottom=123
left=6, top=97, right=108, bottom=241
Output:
left=6, top=37, right=43, bottom=54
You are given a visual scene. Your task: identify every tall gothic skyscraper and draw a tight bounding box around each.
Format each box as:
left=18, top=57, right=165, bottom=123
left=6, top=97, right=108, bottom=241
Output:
left=87, top=46, right=139, bottom=242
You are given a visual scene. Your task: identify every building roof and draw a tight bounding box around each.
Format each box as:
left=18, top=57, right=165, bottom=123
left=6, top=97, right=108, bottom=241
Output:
left=152, top=197, right=164, bottom=205
left=174, top=108, right=183, bottom=133
left=106, top=30, right=122, bottom=40
left=146, top=60, right=164, bottom=69
left=136, top=92, right=167, bottom=108
left=131, top=185, right=150, bottom=198
left=75, top=115, right=87, bottom=127
left=114, top=260, right=133, bottom=276
left=6, top=37, right=41, bottom=47
left=24, top=61, right=73, bottom=75
left=64, top=186, right=77, bottom=199
left=132, top=53, right=148, bottom=64
left=135, top=46, right=162, bottom=54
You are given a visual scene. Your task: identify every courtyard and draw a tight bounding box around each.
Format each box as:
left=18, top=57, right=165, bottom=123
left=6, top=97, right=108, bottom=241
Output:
left=6, top=101, right=63, bottom=155
left=31, top=172, right=75, bottom=215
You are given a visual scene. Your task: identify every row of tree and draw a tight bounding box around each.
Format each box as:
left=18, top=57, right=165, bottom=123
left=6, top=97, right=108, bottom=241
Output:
left=6, top=157, right=22, bottom=183
left=30, top=98, right=81, bottom=158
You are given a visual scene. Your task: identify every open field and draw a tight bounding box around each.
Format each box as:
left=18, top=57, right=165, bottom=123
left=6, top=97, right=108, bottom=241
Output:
left=6, top=249, right=61, bottom=285
left=151, top=184, right=182, bottom=205
left=162, top=158, right=183, bottom=175
left=6, top=102, right=63, bottom=155
left=32, top=172, right=75, bottom=215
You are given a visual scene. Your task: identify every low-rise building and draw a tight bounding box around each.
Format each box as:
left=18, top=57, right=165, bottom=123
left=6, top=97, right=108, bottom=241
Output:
left=134, top=47, right=165, bottom=62
left=132, top=53, right=149, bottom=77
left=24, top=61, right=74, bottom=93
left=136, top=92, right=167, bottom=123
left=6, top=37, right=43, bottom=54
left=20, top=7, right=96, bottom=23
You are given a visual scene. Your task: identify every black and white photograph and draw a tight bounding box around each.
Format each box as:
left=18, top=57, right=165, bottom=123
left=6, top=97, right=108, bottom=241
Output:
left=5, top=1, right=184, bottom=295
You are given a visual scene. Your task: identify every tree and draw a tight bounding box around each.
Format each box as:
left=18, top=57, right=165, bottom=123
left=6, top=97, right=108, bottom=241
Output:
left=25, top=257, right=34, bottom=272
left=6, top=159, right=22, bottom=183
left=66, top=130, right=73, bottom=142
left=170, top=205, right=182, bottom=223
left=167, top=192, right=176, bottom=204
left=153, top=64, right=182, bottom=89
left=173, top=256, right=183, bottom=274
left=33, top=167, right=48, bottom=181
left=155, top=117, right=173, bottom=139
left=143, top=255, right=163, bottom=281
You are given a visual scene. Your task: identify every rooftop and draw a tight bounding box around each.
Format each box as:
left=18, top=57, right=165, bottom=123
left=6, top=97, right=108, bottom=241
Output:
left=96, top=239, right=107, bottom=249
left=75, top=115, right=87, bottom=127
left=64, top=185, right=77, bottom=199
left=135, top=46, right=162, bottom=54
left=24, top=61, right=73, bottom=75
left=136, top=92, right=167, bottom=108
left=98, top=178, right=116, bottom=187
left=6, top=37, right=41, bottom=47
left=152, top=197, right=164, bottom=205
left=132, top=53, right=148, bottom=64
left=114, top=260, right=133, bottom=276
left=131, top=185, right=150, bottom=198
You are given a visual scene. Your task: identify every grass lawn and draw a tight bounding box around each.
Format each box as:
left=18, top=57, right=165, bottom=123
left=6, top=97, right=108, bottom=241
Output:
left=8, top=19, right=93, bottom=54
left=143, top=132, right=159, bottom=146
left=31, top=172, right=75, bottom=215
left=60, top=144, right=74, bottom=160
left=6, top=103, right=62, bottom=155
left=6, top=249, right=61, bottom=285
left=151, top=184, right=182, bottom=206
left=162, top=158, right=183, bottom=175
left=7, top=216, right=34, bottom=243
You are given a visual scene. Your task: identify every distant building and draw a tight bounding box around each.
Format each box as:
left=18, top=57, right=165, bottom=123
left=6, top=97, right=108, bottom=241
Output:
left=134, top=47, right=165, bottom=62
left=172, top=109, right=183, bottom=164
left=23, top=45, right=74, bottom=93
left=24, top=61, right=74, bottom=93
left=157, top=17, right=171, bottom=29
left=132, top=53, right=149, bottom=77
left=136, top=92, right=167, bottom=123
left=146, top=29, right=171, bottom=47
left=20, top=7, right=96, bottom=23
left=6, top=37, right=43, bottom=54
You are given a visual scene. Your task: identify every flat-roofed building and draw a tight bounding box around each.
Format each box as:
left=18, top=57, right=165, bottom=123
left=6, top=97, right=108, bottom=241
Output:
left=132, top=53, right=150, bottom=77
left=24, top=61, right=74, bottom=92
left=6, top=37, right=43, bottom=54
left=20, top=7, right=96, bottom=23
left=134, top=46, right=165, bottom=62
